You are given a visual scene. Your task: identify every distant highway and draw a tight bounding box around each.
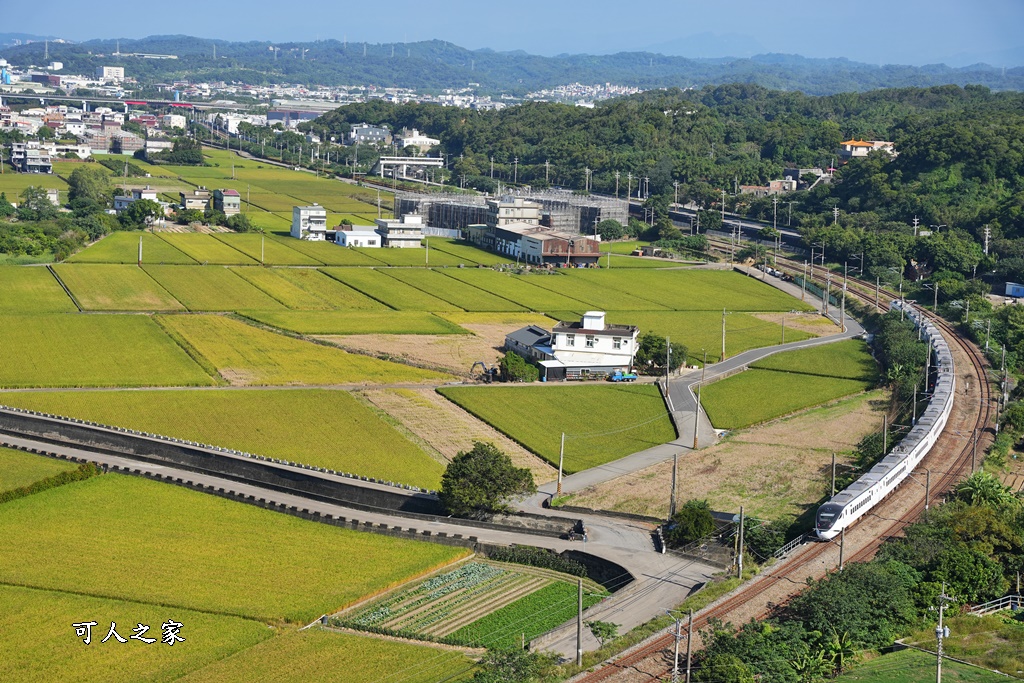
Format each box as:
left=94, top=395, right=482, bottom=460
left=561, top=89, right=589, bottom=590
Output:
left=0, top=91, right=249, bottom=111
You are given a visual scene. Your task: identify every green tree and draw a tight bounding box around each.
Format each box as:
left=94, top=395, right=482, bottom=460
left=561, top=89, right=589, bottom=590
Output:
left=500, top=351, right=539, bottom=383
left=666, top=499, right=715, bottom=546
left=586, top=620, right=619, bottom=646
left=67, top=166, right=112, bottom=206
left=595, top=219, right=624, bottom=241
left=17, top=186, right=57, bottom=221
left=36, top=125, right=55, bottom=140
left=955, top=472, right=1020, bottom=509
left=438, top=442, right=536, bottom=518
left=226, top=213, right=256, bottom=232
left=471, top=647, right=556, bottom=683
left=634, top=332, right=687, bottom=375
left=0, top=192, right=14, bottom=218
left=119, top=199, right=161, bottom=229
left=694, top=653, right=755, bottom=683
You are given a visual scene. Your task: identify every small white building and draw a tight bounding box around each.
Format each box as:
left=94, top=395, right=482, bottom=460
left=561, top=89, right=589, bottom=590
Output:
left=162, top=114, right=187, bottom=130
left=336, top=225, right=380, bottom=248
left=292, top=204, right=328, bottom=240
left=394, top=128, right=439, bottom=153
left=374, top=214, right=424, bottom=248
left=95, top=66, right=125, bottom=81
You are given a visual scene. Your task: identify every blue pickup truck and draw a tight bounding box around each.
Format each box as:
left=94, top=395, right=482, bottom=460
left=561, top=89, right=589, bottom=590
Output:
left=608, top=370, right=638, bottom=382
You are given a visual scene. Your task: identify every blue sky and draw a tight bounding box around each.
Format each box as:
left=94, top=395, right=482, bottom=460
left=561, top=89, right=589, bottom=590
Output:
left=6, top=0, right=1023, bottom=67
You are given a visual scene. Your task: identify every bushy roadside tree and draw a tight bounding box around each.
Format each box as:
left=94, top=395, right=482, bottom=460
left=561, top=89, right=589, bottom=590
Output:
left=665, top=499, right=715, bottom=546
left=439, top=442, right=536, bottom=518
left=500, top=351, right=538, bottom=383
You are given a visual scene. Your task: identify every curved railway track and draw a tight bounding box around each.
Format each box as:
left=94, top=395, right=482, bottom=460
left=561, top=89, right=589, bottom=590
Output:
left=576, top=252, right=993, bottom=683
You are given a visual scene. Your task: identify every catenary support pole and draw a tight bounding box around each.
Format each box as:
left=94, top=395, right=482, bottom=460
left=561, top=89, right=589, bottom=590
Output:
left=736, top=506, right=745, bottom=578
left=557, top=433, right=565, bottom=495
left=685, top=610, right=693, bottom=683
left=576, top=578, right=583, bottom=667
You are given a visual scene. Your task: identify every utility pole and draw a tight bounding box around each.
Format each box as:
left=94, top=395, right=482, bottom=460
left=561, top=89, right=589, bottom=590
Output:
left=693, top=350, right=706, bottom=450
left=673, top=180, right=679, bottom=206
left=138, top=235, right=143, bottom=267
left=670, top=452, right=679, bottom=518
left=667, top=611, right=682, bottom=683
left=972, top=429, right=978, bottom=473
left=883, top=414, right=888, bottom=454
left=983, top=225, right=990, bottom=255
left=802, top=261, right=807, bottom=301
left=736, top=506, right=745, bottom=579
left=912, top=215, right=920, bottom=237
left=576, top=578, right=583, bottom=667
left=665, top=335, right=671, bottom=387
left=614, top=170, right=620, bottom=198
left=685, top=610, right=693, bottom=683
left=839, top=526, right=845, bottom=570
left=831, top=452, right=837, bottom=497
left=875, top=276, right=880, bottom=311
left=557, top=432, right=565, bottom=495
left=721, top=308, right=727, bottom=360
left=936, top=583, right=952, bottom=683
left=720, top=189, right=726, bottom=230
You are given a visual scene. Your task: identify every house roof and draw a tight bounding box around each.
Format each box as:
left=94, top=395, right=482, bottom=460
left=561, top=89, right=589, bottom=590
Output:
left=505, top=325, right=551, bottom=348
left=841, top=139, right=874, bottom=147
left=552, top=320, right=638, bottom=337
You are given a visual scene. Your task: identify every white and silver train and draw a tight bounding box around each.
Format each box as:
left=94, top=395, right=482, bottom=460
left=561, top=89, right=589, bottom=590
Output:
left=816, top=301, right=955, bottom=540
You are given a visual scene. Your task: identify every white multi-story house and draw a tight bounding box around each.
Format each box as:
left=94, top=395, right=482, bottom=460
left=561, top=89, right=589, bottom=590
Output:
left=113, top=186, right=159, bottom=212
left=291, top=204, right=328, bottom=240
left=504, top=311, right=639, bottom=381
left=374, top=214, right=424, bottom=248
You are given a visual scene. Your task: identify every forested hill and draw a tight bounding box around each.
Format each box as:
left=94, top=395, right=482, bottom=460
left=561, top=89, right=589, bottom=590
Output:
left=5, top=35, right=1024, bottom=95
left=309, top=84, right=1024, bottom=272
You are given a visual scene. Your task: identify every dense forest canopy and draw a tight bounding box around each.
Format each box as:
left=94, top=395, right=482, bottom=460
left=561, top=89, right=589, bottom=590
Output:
left=4, top=35, right=1024, bottom=95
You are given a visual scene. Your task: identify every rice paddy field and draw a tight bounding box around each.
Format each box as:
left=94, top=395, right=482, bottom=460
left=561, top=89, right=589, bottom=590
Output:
left=701, top=341, right=879, bottom=429
left=65, top=232, right=196, bottom=265
left=382, top=268, right=526, bottom=311
left=158, top=234, right=257, bottom=265
left=0, top=448, right=78, bottom=491
left=428, top=238, right=509, bottom=266
left=525, top=272, right=671, bottom=311
left=273, top=237, right=383, bottom=266
left=244, top=310, right=468, bottom=335
left=0, top=584, right=273, bottom=683
left=568, top=269, right=817, bottom=312
left=0, top=314, right=214, bottom=388
left=0, top=475, right=468, bottom=622
left=52, top=264, right=185, bottom=311
left=177, top=628, right=473, bottom=683
left=143, top=266, right=286, bottom=311
left=322, top=267, right=461, bottom=311
left=437, top=384, right=677, bottom=472
left=229, top=267, right=338, bottom=310
left=269, top=267, right=387, bottom=309
left=441, top=268, right=591, bottom=312
left=213, top=233, right=322, bottom=266
left=155, top=314, right=448, bottom=385
left=0, top=389, right=447, bottom=488
left=0, top=266, right=76, bottom=313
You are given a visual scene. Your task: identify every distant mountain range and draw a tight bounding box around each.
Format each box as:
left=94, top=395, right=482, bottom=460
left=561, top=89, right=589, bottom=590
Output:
left=0, top=33, right=60, bottom=49
left=2, top=34, right=1022, bottom=95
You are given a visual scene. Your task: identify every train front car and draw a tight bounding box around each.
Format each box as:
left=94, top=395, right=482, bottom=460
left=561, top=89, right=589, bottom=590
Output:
left=815, top=502, right=845, bottom=540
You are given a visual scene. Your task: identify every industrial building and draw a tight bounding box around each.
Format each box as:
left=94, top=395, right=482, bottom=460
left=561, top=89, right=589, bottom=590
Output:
left=394, top=190, right=627, bottom=236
